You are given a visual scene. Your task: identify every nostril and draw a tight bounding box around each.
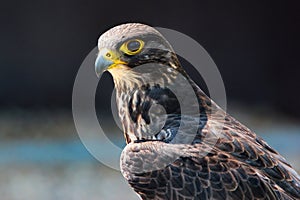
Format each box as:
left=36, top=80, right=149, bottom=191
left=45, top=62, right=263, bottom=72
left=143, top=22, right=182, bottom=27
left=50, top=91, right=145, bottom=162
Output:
left=106, top=52, right=111, bottom=58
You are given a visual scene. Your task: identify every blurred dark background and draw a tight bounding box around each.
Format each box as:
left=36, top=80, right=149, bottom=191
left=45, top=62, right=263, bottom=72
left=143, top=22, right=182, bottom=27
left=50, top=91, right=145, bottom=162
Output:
left=0, top=1, right=299, bottom=199
left=0, top=0, right=299, bottom=116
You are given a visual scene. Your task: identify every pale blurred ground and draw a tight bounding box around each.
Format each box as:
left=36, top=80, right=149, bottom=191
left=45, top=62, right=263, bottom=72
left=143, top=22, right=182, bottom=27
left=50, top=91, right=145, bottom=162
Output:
left=0, top=105, right=299, bottom=200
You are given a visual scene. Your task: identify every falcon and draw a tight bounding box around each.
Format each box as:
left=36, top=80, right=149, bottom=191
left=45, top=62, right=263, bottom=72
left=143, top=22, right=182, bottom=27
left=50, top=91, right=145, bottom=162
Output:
left=95, top=23, right=300, bottom=200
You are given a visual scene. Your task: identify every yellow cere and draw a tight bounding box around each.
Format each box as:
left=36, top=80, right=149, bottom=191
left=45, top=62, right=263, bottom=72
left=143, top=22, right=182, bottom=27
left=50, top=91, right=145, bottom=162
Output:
left=100, top=49, right=119, bottom=62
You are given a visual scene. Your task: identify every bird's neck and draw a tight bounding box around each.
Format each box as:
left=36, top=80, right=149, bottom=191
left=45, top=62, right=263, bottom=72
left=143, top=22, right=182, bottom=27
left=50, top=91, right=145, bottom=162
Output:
left=112, top=65, right=184, bottom=143
left=111, top=65, right=213, bottom=143
left=111, top=64, right=182, bottom=93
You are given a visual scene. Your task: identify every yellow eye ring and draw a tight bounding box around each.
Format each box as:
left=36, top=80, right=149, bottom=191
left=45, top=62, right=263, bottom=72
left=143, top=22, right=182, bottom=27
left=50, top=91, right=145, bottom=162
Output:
left=120, top=39, right=144, bottom=55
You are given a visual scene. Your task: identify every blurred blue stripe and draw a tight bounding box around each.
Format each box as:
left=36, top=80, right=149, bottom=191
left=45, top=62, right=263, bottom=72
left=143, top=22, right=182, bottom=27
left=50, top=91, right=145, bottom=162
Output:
left=0, top=139, right=126, bottom=164
left=0, top=129, right=299, bottom=165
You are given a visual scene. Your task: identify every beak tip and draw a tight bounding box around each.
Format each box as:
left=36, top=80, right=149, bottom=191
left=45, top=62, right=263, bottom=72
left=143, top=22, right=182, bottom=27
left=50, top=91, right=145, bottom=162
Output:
left=95, top=69, right=104, bottom=78
left=95, top=54, right=112, bottom=78
left=95, top=56, right=103, bottom=78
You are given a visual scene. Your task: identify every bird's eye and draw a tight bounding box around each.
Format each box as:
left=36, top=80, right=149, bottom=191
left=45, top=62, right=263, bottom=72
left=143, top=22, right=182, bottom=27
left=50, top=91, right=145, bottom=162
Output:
left=120, top=39, right=144, bottom=55
left=127, top=40, right=141, bottom=52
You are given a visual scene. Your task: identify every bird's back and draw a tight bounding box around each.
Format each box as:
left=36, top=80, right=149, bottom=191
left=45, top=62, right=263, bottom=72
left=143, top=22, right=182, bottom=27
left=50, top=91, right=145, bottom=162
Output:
left=121, top=81, right=300, bottom=200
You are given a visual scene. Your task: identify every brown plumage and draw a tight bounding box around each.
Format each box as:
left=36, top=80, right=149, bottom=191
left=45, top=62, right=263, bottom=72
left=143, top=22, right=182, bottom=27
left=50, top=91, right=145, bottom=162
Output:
left=95, top=23, right=300, bottom=200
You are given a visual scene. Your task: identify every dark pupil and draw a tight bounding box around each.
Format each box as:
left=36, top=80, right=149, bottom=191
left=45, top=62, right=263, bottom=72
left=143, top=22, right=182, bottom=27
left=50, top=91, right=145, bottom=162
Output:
left=127, top=40, right=140, bottom=52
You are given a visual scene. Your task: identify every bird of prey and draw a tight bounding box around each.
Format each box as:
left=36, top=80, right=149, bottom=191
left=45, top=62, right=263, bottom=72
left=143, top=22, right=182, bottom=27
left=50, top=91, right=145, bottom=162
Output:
left=95, top=23, right=300, bottom=200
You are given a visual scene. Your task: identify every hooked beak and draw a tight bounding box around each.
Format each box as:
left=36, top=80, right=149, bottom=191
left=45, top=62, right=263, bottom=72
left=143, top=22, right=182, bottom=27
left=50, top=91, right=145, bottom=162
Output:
left=95, top=49, right=127, bottom=77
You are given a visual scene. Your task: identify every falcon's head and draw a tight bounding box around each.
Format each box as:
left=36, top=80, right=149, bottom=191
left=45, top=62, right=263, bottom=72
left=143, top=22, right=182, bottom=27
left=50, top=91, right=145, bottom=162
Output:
left=95, top=23, right=197, bottom=144
left=95, top=23, right=184, bottom=88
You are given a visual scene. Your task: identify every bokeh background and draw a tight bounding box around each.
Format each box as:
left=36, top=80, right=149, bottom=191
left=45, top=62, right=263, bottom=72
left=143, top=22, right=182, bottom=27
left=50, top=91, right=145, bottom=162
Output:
left=0, top=1, right=299, bottom=199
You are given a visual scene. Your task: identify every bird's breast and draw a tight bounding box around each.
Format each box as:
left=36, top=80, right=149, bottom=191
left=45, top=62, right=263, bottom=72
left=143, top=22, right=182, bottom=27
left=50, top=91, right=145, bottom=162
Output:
left=115, top=83, right=181, bottom=143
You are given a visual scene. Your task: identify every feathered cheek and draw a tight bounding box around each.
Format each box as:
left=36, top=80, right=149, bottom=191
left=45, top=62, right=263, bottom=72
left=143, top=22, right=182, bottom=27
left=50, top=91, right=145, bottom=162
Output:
left=107, top=65, right=141, bottom=88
